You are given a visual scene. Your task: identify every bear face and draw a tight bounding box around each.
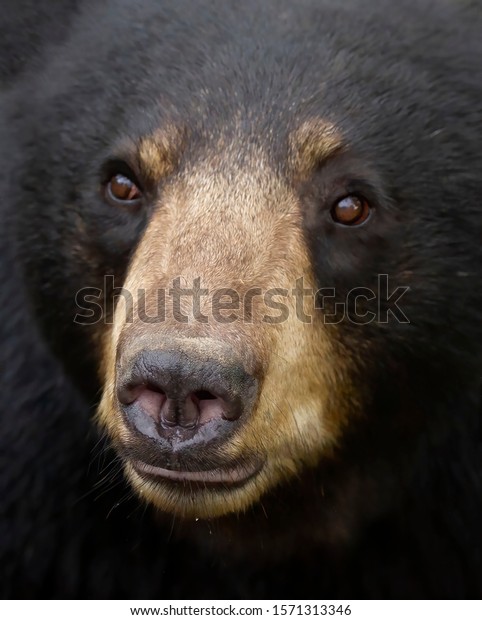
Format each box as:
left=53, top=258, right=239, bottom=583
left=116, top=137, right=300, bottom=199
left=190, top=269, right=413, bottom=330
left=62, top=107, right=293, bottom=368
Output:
left=1, top=0, right=481, bottom=585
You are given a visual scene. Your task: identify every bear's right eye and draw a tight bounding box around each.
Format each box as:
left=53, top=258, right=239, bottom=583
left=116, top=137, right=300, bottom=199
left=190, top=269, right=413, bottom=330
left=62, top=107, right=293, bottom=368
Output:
left=105, top=173, right=143, bottom=208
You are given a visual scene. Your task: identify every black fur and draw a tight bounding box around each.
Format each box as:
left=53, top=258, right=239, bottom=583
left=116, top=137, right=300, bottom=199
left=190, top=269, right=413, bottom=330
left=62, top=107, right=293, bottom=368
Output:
left=0, top=0, right=481, bottom=598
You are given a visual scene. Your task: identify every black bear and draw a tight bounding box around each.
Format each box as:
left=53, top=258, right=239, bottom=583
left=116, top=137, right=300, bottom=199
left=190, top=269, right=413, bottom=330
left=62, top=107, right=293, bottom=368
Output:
left=1, top=0, right=481, bottom=599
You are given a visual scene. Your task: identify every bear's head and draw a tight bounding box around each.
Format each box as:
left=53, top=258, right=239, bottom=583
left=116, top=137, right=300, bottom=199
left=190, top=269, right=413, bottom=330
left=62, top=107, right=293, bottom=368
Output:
left=8, top=1, right=481, bottom=543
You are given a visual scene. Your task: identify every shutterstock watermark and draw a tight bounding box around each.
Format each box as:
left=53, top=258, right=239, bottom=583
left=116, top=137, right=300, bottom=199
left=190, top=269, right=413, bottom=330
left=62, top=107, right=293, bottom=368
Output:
left=74, top=275, right=410, bottom=326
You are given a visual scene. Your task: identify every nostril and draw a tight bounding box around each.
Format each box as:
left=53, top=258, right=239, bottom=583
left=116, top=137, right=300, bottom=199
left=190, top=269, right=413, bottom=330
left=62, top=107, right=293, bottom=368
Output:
left=146, top=382, right=166, bottom=398
left=194, top=390, right=217, bottom=401
left=118, top=381, right=166, bottom=405
left=192, top=391, right=241, bottom=423
left=137, top=386, right=167, bottom=421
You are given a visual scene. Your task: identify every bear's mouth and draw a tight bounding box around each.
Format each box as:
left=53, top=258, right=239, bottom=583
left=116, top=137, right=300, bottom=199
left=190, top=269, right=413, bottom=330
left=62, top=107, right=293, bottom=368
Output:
left=131, top=457, right=264, bottom=489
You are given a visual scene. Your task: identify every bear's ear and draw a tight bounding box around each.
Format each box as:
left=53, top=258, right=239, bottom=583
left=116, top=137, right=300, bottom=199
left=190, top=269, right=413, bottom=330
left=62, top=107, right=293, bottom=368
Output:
left=0, top=1, right=78, bottom=88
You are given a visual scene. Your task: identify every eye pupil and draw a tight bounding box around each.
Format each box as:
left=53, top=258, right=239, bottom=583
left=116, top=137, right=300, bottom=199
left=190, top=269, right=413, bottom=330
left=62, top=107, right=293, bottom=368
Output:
left=107, top=173, right=142, bottom=204
left=332, top=195, right=370, bottom=225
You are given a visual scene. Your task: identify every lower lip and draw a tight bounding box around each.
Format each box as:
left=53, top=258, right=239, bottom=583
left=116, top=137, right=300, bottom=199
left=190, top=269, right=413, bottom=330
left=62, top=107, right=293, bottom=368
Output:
left=131, top=459, right=262, bottom=487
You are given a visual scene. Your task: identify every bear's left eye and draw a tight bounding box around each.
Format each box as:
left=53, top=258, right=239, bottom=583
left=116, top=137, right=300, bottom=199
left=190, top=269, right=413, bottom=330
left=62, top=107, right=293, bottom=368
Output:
left=331, top=195, right=371, bottom=226
left=105, top=173, right=142, bottom=207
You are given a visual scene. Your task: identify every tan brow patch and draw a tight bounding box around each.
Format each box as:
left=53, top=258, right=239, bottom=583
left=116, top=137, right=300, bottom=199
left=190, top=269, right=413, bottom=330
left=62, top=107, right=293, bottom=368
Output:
left=290, top=118, right=345, bottom=179
left=137, top=125, right=186, bottom=182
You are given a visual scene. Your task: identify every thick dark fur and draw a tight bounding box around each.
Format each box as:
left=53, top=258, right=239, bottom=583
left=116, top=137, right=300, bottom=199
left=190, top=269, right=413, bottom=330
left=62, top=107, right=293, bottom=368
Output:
left=0, top=0, right=481, bottom=598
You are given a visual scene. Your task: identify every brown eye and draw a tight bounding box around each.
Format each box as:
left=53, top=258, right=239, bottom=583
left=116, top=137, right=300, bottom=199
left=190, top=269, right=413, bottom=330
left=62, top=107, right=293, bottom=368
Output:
left=331, top=195, right=371, bottom=226
left=106, top=173, right=142, bottom=206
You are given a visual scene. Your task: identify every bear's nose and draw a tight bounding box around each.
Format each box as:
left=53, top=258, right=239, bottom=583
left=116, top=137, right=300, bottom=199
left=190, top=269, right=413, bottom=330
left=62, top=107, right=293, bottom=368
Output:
left=117, top=349, right=257, bottom=442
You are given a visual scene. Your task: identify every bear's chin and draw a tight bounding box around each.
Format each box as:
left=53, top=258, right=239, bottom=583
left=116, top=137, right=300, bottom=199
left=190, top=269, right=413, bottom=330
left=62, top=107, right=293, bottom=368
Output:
left=125, top=458, right=277, bottom=519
